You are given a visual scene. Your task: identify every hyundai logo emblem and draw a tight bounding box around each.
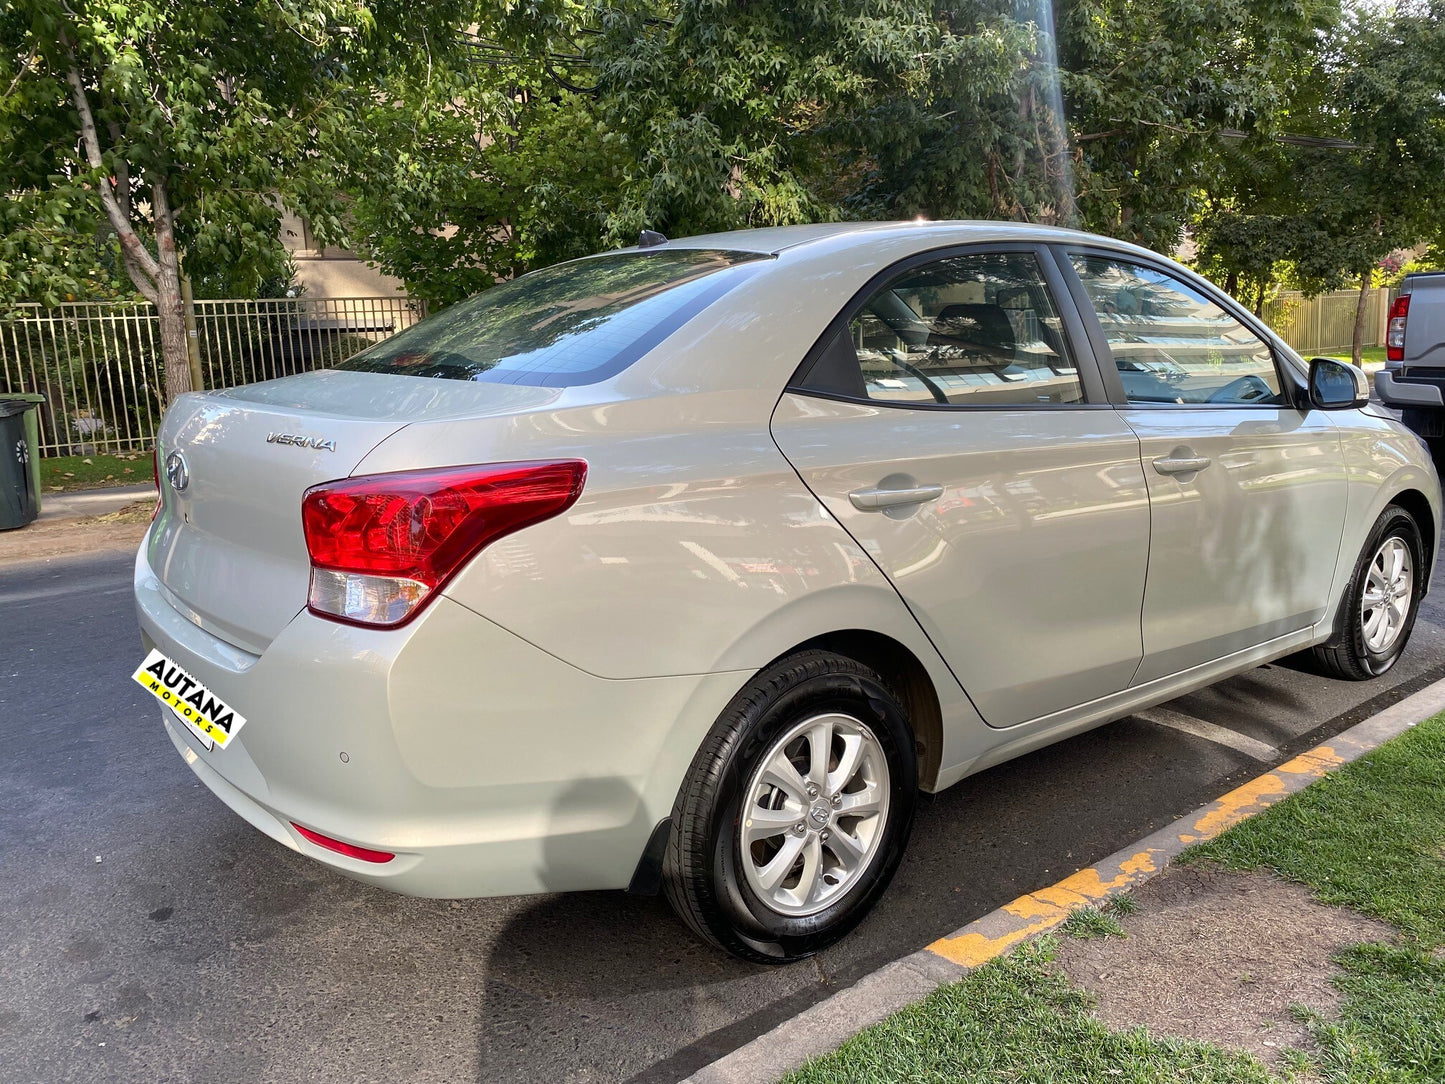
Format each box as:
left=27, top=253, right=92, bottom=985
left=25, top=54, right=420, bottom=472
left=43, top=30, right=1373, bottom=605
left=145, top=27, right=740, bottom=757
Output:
left=164, top=450, right=190, bottom=493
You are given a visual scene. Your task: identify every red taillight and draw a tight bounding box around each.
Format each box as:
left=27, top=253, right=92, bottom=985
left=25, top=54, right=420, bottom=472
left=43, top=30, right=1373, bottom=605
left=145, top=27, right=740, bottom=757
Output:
left=291, top=823, right=395, bottom=864
left=301, top=460, right=587, bottom=627
left=1387, top=294, right=1410, bottom=362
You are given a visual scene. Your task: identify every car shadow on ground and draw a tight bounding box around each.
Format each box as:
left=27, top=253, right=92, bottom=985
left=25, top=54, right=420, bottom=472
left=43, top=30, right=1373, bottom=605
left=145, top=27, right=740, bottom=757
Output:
left=465, top=709, right=1271, bottom=1083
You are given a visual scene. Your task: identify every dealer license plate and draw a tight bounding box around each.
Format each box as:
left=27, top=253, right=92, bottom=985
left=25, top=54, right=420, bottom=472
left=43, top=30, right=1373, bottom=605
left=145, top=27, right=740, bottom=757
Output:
left=132, top=649, right=248, bottom=751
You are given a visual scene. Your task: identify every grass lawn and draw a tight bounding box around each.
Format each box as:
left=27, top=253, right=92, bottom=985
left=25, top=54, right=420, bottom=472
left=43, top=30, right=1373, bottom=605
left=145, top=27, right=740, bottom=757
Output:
left=787, top=939, right=1275, bottom=1084
left=784, top=713, right=1445, bottom=1084
left=1322, top=345, right=1388, bottom=370
left=39, top=451, right=152, bottom=492
left=1187, top=712, right=1445, bottom=948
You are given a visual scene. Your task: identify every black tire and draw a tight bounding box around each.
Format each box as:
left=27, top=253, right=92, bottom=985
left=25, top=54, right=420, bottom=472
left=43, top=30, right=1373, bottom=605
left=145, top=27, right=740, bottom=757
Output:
left=662, top=650, right=917, bottom=963
left=1312, top=505, right=1425, bottom=680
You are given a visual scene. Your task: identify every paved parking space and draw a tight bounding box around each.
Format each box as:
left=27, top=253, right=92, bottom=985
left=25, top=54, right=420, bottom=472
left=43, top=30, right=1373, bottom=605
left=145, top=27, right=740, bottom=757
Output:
left=1, top=549, right=1443, bottom=1083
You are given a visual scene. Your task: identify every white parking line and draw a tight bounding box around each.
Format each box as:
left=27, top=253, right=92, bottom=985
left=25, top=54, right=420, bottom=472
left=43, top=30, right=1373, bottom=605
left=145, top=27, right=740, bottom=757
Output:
left=1133, top=706, right=1279, bottom=761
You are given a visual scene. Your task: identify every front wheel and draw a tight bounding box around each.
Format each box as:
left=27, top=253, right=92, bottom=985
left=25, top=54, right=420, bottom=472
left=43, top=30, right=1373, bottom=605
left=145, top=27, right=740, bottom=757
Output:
left=662, top=650, right=917, bottom=963
left=1313, top=505, right=1426, bottom=680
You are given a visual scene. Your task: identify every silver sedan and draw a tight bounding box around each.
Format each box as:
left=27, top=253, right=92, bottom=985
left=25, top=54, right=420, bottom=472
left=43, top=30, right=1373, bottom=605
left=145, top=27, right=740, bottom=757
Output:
left=134, top=221, right=1439, bottom=962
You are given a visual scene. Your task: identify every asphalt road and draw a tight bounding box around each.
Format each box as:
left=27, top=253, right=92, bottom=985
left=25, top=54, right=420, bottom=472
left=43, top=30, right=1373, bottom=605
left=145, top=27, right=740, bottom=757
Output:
left=2, top=547, right=1444, bottom=1084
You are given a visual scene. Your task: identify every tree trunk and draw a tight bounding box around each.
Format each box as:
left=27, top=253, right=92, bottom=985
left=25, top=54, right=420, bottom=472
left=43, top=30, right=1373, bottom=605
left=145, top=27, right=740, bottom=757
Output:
left=151, top=180, right=193, bottom=401
left=1352, top=270, right=1371, bottom=366
left=64, top=57, right=193, bottom=402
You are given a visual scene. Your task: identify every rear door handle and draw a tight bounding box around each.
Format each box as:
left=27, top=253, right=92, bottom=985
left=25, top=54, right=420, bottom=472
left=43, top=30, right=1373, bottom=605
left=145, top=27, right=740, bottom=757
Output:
left=1152, top=455, right=1212, bottom=475
left=848, top=484, right=944, bottom=511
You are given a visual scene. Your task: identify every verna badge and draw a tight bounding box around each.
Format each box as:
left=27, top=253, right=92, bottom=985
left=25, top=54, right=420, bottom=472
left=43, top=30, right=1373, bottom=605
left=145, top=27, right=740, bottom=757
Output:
left=266, top=432, right=337, bottom=452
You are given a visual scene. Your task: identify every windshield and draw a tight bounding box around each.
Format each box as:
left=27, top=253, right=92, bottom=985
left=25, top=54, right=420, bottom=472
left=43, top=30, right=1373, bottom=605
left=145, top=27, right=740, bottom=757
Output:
left=338, top=249, right=769, bottom=387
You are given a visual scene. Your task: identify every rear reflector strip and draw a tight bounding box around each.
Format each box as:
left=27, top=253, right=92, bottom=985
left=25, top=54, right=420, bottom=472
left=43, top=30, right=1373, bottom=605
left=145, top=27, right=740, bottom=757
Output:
left=291, top=822, right=395, bottom=864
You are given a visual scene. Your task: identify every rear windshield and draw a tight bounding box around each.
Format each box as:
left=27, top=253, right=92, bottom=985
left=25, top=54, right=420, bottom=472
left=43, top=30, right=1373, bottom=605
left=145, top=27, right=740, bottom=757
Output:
left=337, top=249, right=769, bottom=387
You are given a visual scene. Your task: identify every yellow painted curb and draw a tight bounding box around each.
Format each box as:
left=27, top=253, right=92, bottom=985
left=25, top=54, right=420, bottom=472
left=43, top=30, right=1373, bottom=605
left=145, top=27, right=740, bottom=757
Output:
left=925, top=711, right=1418, bottom=968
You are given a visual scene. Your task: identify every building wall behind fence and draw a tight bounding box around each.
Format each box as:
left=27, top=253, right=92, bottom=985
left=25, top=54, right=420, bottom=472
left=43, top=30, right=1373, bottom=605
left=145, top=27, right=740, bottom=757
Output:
left=0, top=296, right=425, bottom=457
left=1262, top=288, right=1392, bottom=356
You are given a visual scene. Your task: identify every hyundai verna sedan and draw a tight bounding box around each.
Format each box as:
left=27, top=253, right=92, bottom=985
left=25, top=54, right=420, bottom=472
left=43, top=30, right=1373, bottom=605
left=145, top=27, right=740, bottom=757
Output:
left=134, top=221, right=1439, bottom=962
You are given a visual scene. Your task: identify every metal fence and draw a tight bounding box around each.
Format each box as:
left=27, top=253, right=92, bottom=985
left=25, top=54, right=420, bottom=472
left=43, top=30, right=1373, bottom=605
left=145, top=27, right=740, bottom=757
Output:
left=0, top=296, right=425, bottom=457
left=1263, top=288, right=1392, bottom=355
left=0, top=285, right=1397, bottom=459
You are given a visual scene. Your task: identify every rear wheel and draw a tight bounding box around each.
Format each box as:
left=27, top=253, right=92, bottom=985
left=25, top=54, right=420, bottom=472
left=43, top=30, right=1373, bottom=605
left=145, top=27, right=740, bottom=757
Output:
left=663, top=650, right=917, bottom=963
left=1313, top=505, right=1425, bottom=680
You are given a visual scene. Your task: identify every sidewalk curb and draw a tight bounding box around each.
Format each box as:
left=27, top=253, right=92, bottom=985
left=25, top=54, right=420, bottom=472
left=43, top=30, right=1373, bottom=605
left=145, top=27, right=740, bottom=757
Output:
left=683, top=676, right=1445, bottom=1084
left=37, top=483, right=156, bottom=524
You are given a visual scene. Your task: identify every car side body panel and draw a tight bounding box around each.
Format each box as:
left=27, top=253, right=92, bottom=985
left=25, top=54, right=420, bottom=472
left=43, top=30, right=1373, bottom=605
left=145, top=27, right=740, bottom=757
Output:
left=1331, top=411, right=1442, bottom=595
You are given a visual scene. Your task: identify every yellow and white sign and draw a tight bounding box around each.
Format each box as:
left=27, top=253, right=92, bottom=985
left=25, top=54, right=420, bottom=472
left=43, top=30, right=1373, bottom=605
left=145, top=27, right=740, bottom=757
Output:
left=132, top=649, right=248, bottom=751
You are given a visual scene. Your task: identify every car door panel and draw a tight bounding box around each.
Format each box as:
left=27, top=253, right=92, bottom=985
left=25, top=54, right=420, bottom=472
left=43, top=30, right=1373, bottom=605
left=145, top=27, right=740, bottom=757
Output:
left=1120, top=407, right=1345, bottom=683
left=1059, top=248, right=1350, bottom=684
left=772, top=394, right=1149, bottom=727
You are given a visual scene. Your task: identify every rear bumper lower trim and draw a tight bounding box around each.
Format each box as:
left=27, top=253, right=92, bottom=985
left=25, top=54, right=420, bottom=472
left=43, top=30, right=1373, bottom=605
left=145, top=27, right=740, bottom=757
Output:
left=1376, top=370, right=1445, bottom=407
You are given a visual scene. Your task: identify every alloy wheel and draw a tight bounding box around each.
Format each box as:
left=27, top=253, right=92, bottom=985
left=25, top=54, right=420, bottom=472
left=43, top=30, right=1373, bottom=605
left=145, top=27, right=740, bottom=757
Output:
left=738, top=712, right=891, bottom=917
left=1360, top=535, right=1414, bottom=654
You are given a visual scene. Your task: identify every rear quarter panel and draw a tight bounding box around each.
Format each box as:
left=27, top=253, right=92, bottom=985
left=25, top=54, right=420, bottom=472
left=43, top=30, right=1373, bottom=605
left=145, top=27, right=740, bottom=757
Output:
left=355, top=391, right=959, bottom=679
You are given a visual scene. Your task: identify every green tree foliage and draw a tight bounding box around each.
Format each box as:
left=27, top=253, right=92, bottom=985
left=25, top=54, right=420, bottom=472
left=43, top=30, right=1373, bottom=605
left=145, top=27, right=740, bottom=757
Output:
left=341, top=0, right=1356, bottom=300
left=0, top=0, right=464, bottom=399
left=341, top=1, right=1003, bottom=302
left=1193, top=2, right=1445, bottom=359
left=1304, top=4, right=1445, bottom=284
left=8, top=0, right=1442, bottom=355
left=1061, top=0, right=1337, bottom=253
left=338, top=32, right=628, bottom=306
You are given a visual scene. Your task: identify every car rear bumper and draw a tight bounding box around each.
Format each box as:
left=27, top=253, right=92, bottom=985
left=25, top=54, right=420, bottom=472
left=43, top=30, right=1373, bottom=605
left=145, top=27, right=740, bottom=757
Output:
left=1376, top=369, right=1445, bottom=408
left=134, top=542, right=745, bottom=898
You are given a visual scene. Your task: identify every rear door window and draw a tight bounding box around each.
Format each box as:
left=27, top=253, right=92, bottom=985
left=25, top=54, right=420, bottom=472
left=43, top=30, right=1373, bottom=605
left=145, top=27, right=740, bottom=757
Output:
left=338, top=250, right=769, bottom=387
left=796, top=251, right=1085, bottom=407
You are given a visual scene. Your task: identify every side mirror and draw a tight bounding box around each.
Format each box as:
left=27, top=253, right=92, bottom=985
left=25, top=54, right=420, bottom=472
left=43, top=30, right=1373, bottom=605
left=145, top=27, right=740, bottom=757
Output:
left=1308, top=357, right=1370, bottom=410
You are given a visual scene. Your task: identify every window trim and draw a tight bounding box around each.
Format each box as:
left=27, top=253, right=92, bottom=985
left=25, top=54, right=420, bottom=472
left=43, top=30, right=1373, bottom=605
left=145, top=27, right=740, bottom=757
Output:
left=786, top=242, right=1112, bottom=411
left=1053, top=244, right=1306, bottom=410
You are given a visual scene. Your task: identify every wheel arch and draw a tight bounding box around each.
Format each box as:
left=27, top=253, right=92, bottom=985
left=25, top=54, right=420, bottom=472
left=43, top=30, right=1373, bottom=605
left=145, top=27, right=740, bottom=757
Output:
left=776, top=629, right=946, bottom=793
left=1389, top=487, right=1437, bottom=581
left=626, top=629, right=948, bottom=898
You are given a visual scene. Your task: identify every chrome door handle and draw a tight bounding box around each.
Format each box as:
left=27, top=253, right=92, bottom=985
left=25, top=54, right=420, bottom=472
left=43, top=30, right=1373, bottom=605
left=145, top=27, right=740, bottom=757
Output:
left=848, top=484, right=944, bottom=511
left=1152, top=455, right=1212, bottom=475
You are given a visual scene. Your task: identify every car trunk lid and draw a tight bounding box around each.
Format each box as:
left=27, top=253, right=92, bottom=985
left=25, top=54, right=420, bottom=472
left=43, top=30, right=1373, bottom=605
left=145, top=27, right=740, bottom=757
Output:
left=147, top=370, right=564, bottom=654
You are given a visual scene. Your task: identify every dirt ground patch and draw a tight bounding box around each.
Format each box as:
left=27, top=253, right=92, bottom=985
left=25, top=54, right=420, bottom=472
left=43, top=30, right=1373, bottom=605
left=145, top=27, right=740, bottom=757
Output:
left=1054, top=866, right=1393, bottom=1065
left=0, top=502, right=151, bottom=565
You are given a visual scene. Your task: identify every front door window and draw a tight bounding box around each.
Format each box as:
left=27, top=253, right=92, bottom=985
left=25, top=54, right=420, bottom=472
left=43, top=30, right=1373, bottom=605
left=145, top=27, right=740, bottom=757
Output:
left=1069, top=255, right=1284, bottom=407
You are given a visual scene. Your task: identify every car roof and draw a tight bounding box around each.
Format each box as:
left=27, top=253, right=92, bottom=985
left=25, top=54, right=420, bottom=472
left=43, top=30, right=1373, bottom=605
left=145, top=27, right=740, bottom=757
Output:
left=636, top=219, right=1126, bottom=256
left=601, top=218, right=1309, bottom=396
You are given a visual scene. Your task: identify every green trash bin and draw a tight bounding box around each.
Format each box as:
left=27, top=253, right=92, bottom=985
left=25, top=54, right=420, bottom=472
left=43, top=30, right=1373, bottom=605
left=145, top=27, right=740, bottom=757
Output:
left=0, top=393, right=45, bottom=530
